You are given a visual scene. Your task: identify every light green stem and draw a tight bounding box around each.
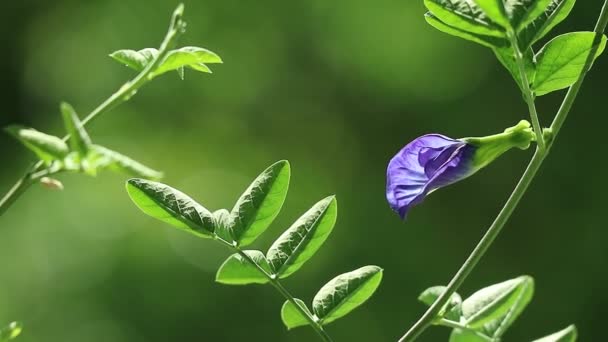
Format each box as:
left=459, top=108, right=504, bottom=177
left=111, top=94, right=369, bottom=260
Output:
left=398, top=1, right=608, bottom=340
left=0, top=4, right=185, bottom=217
left=214, top=237, right=333, bottom=342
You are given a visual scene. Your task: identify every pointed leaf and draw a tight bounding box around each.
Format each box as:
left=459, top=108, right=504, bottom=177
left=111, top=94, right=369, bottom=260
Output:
left=0, top=322, right=22, bottom=341
left=154, top=46, right=223, bottom=76
left=60, top=102, right=91, bottom=157
left=418, top=286, right=462, bottom=321
left=215, top=250, right=271, bottom=285
left=480, top=276, right=534, bottom=338
left=5, top=125, right=69, bottom=164
left=533, top=32, right=607, bottom=96
left=449, top=328, right=490, bottom=342
left=531, top=325, right=577, bottom=342
left=518, top=0, right=576, bottom=50
left=90, top=145, right=163, bottom=180
left=475, top=0, right=511, bottom=28
left=506, top=0, right=555, bottom=29
left=461, top=276, right=534, bottom=329
left=126, top=179, right=215, bottom=238
left=109, top=48, right=158, bottom=71
left=425, top=13, right=508, bottom=49
left=312, top=266, right=383, bottom=325
left=229, top=160, right=291, bottom=246
left=423, top=0, right=505, bottom=38
left=213, top=209, right=233, bottom=242
left=281, top=299, right=312, bottom=330
left=266, top=196, right=337, bottom=278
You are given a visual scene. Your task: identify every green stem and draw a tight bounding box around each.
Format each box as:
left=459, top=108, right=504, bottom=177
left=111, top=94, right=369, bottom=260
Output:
left=398, top=2, right=608, bottom=341
left=0, top=4, right=185, bottom=218
left=437, top=319, right=494, bottom=341
left=214, top=237, right=333, bottom=342
left=507, top=30, right=546, bottom=152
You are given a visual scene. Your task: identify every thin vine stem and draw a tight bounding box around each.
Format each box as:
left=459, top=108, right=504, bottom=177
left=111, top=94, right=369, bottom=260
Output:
left=213, top=236, right=333, bottom=342
left=0, top=4, right=185, bottom=217
left=398, top=1, right=608, bottom=340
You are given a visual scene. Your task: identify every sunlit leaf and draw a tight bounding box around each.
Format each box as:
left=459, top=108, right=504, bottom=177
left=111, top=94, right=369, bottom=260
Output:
left=449, top=328, right=490, bottom=342
left=475, top=0, right=511, bottom=28
left=518, top=0, right=576, bottom=50
left=533, top=32, right=607, bottom=96
left=91, top=145, right=163, bottom=180
left=423, top=0, right=505, bottom=37
left=215, top=250, right=272, bottom=285
left=418, top=286, right=462, bottom=321
left=266, top=196, right=337, bottom=278
left=0, top=322, right=22, bottom=341
left=531, top=325, right=577, bottom=342
left=281, top=299, right=312, bottom=330
left=5, top=125, right=69, bottom=164
left=126, top=179, right=215, bottom=238
left=425, top=13, right=508, bottom=49
left=60, top=102, right=91, bottom=157
left=229, top=160, right=290, bottom=246
left=312, top=266, right=383, bottom=325
left=109, top=48, right=158, bottom=70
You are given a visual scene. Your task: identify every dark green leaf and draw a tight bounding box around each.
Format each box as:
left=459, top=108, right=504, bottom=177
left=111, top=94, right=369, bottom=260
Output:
left=518, top=0, right=576, bottom=50
left=461, top=276, right=534, bottom=330
left=215, top=250, right=271, bottom=285
left=229, top=160, right=291, bottom=246
left=266, top=196, right=337, bottom=278
left=425, top=13, right=508, bottom=49
left=0, top=322, right=22, bottom=341
left=423, top=0, right=505, bottom=37
left=5, top=125, right=69, bottom=164
left=60, top=102, right=91, bottom=157
left=418, top=286, right=462, bottom=321
left=91, top=145, right=163, bottom=180
left=312, top=266, right=383, bottom=325
left=533, top=32, right=607, bottom=95
left=281, top=299, right=312, bottom=330
left=125, top=179, right=215, bottom=238
left=531, top=325, right=577, bottom=342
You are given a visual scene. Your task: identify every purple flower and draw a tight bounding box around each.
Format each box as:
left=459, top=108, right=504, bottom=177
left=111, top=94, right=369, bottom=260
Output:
left=386, top=134, right=477, bottom=219
left=386, top=120, right=537, bottom=219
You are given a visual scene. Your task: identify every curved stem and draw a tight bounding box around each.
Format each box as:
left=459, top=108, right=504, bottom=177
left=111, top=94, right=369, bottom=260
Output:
left=213, top=237, right=333, bottom=342
left=508, top=30, right=545, bottom=152
left=398, top=2, right=608, bottom=341
left=0, top=4, right=185, bottom=217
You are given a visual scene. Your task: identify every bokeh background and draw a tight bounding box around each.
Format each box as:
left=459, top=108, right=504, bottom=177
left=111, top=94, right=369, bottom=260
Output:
left=1, top=1, right=607, bottom=341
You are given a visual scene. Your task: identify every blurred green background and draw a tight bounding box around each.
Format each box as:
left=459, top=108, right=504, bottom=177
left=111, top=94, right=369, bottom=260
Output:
left=1, top=1, right=607, bottom=341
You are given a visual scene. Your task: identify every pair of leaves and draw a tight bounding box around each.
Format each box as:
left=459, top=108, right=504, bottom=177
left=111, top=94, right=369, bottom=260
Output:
left=110, top=46, right=222, bottom=80
left=126, top=160, right=291, bottom=246
left=425, top=0, right=606, bottom=95
left=0, top=322, right=21, bottom=341
left=5, top=103, right=162, bottom=181
left=281, top=266, right=383, bottom=328
left=216, top=194, right=337, bottom=283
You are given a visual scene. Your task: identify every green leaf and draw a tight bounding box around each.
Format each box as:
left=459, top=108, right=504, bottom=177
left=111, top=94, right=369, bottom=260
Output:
left=126, top=179, right=215, bottom=238
left=5, top=125, right=69, bottom=164
left=418, top=286, right=462, bottom=321
left=109, top=48, right=158, bottom=71
left=425, top=13, right=508, bottom=49
left=90, top=145, right=163, bottom=180
left=281, top=299, right=312, bottom=330
left=533, top=32, right=607, bottom=96
left=494, top=46, right=536, bottom=91
left=0, top=322, right=22, bottom=341
left=60, top=102, right=91, bottom=157
left=213, top=209, right=233, bottom=242
left=461, top=276, right=534, bottom=330
left=266, top=196, right=337, bottom=278
left=312, top=265, right=383, bottom=325
left=229, top=160, right=291, bottom=247
left=423, top=0, right=505, bottom=38
left=476, top=0, right=555, bottom=29
left=215, top=250, right=271, bottom=285
left=449, top=328, right=489, bottom=342
left=518, top=0, right=576, bottom=50
left=531, top=325, right=577, bottom=342
left=475, top=0, right=511, bottom=28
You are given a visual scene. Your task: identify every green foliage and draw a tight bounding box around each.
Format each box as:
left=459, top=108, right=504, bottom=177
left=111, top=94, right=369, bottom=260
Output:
left=312, top=266, right=383, bottom=326
left=60, top=102, right=91, bottom=158
left=0, top=322, right=21, bottom=341
left=532, top=325, right=577, bottom=342
left=418, top=286, right=462, bottom=321
left=518, top=0, right=576, bottom=50
left=4, top=126, right=69, bottom=164
left=216, top=250, right=272, bottom=285
left=266, top=196, right=337, bottom=278
left=126, top=179, right=215, bottom=238
left=229, top=160, right=291, bottom=247
left=533, top=32, right=607, bottom=95
left=281, top=299, right=312, bottom=330
left=110, top=46, right=222, bottom=79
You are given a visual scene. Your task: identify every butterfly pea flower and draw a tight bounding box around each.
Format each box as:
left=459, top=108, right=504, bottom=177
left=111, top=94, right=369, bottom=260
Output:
left=386, top=120, right=536, bottom=219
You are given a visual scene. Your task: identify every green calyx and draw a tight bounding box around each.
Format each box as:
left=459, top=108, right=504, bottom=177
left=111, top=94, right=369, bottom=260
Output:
left=463, top=120, right=537, bottom=169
